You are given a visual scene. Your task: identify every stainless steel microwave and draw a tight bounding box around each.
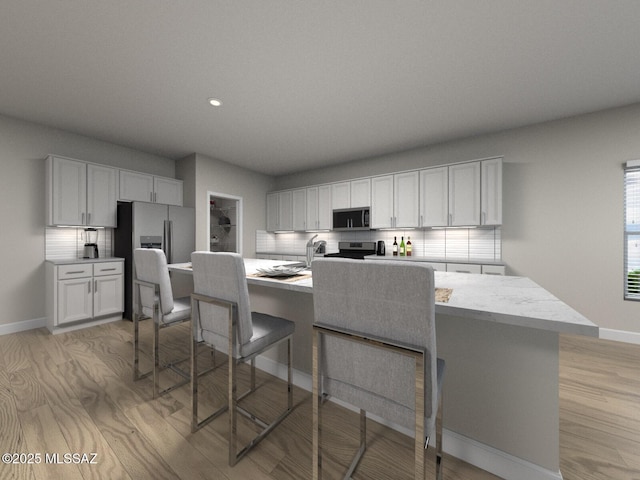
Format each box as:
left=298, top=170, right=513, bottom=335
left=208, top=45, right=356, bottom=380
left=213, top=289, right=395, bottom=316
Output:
left=332, top=207, right=370, bottom=231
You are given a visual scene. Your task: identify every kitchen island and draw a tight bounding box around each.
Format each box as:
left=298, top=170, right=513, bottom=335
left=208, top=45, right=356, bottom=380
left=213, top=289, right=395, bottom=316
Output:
left=170, top=258, right=598, bottom=480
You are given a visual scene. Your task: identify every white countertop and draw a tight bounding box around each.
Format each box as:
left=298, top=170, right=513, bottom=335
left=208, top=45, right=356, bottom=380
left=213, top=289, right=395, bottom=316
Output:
left=169, top=258, right=598, bottom=337
left=46, top=257, right=124, bottom=265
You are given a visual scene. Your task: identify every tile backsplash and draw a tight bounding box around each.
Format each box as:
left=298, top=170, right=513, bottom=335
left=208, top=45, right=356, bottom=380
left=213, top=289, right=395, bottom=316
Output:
left=256, top=227, right=501, bottom=262
left=45, top=227, right=113, bottom=260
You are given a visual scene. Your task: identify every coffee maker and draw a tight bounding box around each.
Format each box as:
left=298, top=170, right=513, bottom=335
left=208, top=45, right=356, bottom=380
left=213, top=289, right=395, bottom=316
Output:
left=83, top=228, right=99, bottom=259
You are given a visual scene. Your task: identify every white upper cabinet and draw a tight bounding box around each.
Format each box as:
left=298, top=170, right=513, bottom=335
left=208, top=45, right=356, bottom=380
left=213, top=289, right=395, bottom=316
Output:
left=449, top=162, right=481, bottom=226
left=292, top=188, right=307, bottom=231
left=266, top=157, right=502, bottom=232
left=306, top=187, right=319, bottom=231
left=278, top=190, right=293, bottom=231
left=119, top=170, right=183, bottom=206
left=266, top=192, right=279, bottom=232
left=371, top=172, right=419, bottom=228
left=394, top=171, right=420, bottom=228
left=420, top=166, right=449, bottom=227
left=47, top=155, right=117, bottom=227
left=421, top=159, right=502, bottom=227
left=481, top=158, right=503, bottom=225
left=49, top=156, right=86, bottom=226
left=266, top=191, right=294, bottom=232
left=317, top=185, right=332, bottom=230
left=154, top=176, right=183, bottom=206
left=332, top=179, right=371, bottom=209
left=350, top=178, right=371, bottom=208
left=118, top=170, right=154, bottom=203
left=87, top=163, right=118, bottom=227
left=371, top=175, right=394, bottom=228
left=331, top=182, right=350, bottom=210
left=306, top=185, right=332, bottom=231
left=307, top=185, right=333, bottom=230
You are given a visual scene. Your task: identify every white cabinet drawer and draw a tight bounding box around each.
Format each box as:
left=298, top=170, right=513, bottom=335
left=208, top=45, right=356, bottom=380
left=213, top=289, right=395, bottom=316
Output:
left=422, top=262, right=446, bottom=272
left=446, top=263, right=482, bottom=274
left=482, top=265, right=506, bottom=275
left=58, top=264, right=93, bottom=280
left=93, top=262, right=123, bottom=276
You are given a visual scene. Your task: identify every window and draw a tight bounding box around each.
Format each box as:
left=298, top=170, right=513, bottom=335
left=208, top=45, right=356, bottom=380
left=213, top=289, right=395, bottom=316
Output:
left=624, top=160, right=640, bottom=300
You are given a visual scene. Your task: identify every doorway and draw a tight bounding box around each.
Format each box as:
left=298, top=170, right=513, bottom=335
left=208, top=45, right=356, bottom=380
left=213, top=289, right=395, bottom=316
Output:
left=208, top=191, right=242, bottom=255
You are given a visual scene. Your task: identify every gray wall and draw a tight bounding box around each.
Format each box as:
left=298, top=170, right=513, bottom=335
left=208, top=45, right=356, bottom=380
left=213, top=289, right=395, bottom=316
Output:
left=274, top=104, right=640, bottom=334
left=0, top=114, right=175, bottom=329
left=4, top=102, right=640, bottom=335
left=187, top=153, right=274, bottom=256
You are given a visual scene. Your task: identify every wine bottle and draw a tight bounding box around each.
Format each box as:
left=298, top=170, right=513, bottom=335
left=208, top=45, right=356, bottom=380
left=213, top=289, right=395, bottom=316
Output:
left=400, top=236, right=405, bottom=256
left=392, top=236, right=398, bottom=256
left=406, top=236, right=412, bottom=256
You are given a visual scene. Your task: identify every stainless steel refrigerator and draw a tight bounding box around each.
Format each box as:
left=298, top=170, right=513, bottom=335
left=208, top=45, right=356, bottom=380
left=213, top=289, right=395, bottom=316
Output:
left=114, top=201, right=195, bottom=320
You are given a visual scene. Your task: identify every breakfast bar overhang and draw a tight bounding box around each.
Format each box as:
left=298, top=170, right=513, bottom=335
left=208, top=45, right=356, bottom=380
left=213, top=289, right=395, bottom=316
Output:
left=171, top=259, right=599, bottom=480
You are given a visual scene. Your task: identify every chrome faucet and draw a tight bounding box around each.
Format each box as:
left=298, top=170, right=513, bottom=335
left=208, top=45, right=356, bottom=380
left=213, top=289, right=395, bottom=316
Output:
left=306, top=235, right=326, bottom=267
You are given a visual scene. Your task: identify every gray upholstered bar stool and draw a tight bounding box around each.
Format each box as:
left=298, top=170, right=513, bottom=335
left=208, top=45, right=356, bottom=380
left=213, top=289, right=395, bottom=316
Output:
left=133, top=248, right=191, bottom=398
left=312, top=258, right=445, bottom=480
left=190, top=251, right=295, bottom=466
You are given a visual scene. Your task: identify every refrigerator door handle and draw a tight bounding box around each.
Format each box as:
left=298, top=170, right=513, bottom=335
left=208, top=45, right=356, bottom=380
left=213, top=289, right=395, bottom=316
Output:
left=164, top=219, right=173, bottom=264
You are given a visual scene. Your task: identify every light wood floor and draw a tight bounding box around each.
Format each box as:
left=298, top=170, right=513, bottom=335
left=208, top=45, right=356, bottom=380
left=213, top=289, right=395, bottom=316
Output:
left=0, top=321, right=638, bottom=480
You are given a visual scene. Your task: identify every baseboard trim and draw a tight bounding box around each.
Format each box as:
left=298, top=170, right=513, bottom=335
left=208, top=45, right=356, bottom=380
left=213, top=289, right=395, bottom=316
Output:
left=48, top=315, right=122, bottom=335
left=0, top=315, right=123, bottom=336
left=598, top=328, right=640, bottom=345
left=0, top=317, right=46, bottom=336
left=254, top=356, right=563, bottom=480
left=445, top=430, right=562, bottom=480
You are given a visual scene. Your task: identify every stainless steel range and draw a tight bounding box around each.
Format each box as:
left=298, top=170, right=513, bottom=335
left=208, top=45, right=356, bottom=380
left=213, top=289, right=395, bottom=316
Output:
left=324, top=241, right=376, bottom=260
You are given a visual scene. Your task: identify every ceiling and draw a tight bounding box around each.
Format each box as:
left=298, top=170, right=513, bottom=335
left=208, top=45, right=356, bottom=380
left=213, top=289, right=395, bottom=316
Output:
left=2, top=1, right=640, bottom=176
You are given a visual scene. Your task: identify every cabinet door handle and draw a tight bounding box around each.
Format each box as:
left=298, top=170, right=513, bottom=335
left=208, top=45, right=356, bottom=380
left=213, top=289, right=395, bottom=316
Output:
left=100, top=268, right=117, bottom=272
left=88, top=281, right=91, bottom=293
left=67, top=270, right=85, bottom=275
left=82, top=212, right=85, bottom=225
left=150, top=192, right=153, bottom=202
left=481, top=211, right=486, bottom=225
left=420, top=215, right=424, bottom=227
left=94, top=280, right=98, bottom=292
left=449, top=213, right=453, bottom=226
left=87, top=212, right=91, bottom=224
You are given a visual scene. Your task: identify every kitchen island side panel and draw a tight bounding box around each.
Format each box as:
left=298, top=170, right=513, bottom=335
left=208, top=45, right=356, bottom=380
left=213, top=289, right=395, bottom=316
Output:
left=436, top=313, right=560, bottom=473
left=247, top=282, right=560, bottom=475
left=248, top=283, right=314, bottom=374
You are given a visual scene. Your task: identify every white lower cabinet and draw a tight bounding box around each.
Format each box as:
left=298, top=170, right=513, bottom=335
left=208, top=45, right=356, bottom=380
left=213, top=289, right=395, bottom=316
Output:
left=446, top=263, right=505, bottom=275
left=422, top=262, right=446, bottom=272
left=93, top=265, right=123, bottom=317
left=446, top=263, right=483, bottom=274
left=58, top=275, right=93, bottom=324
left=47, top=261, right=123, bottom=332
left=481, top=264, right=506, bottom=275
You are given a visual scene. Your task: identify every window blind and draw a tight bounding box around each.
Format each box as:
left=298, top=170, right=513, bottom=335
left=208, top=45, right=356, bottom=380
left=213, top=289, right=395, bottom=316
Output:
left=624, top=162, right=640, bottom=300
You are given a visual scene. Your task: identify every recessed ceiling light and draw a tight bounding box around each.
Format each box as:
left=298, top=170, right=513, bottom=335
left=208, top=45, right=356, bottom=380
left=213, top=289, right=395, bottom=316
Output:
left=207, top=98, right=222, bottom=107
